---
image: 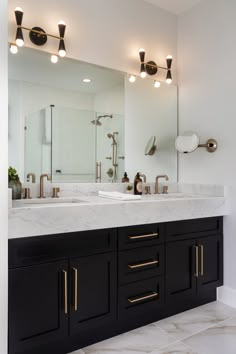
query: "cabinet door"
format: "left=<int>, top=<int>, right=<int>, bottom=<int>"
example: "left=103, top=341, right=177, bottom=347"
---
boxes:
left=197, top=234, right=223, bottom=294
left=166, top=239, right=197, bottom=304
left=69, top=253, right=117, bottom=335
left=9, top=261, right=68, bottom=354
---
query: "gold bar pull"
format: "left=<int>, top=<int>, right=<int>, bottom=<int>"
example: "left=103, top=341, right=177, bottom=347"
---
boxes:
left=193, top=246, right=199, bottom=277
left=128, top=260, right=159, bottom=269
left=128, top=232, right=159, bottom=240
left=199, top=245, right=204, bottom=276
left=73, top=267, right=78, bottom=311
left=62, top=270, right=68, bottom=314
left=128, top=291, right=158, bottom=304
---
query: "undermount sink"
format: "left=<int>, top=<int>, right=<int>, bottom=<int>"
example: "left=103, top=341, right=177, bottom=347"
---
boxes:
left=143, top=193, right=191, bottom=199
left=13, top=198, right=87, bottom=208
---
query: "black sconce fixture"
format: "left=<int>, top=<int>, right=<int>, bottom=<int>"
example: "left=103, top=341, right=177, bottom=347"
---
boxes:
left=138, top=48, right=173, bottom=86
left=10, top=7, right=67, bottom=63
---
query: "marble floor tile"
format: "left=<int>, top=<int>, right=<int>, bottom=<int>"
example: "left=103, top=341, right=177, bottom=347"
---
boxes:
left=76, top=323, right=176, bottom=354
left=183, top=316, right=236, bottom=354
left=154, top=341, right=198, bottom=354
left=155, top=301, right=236, bottom=341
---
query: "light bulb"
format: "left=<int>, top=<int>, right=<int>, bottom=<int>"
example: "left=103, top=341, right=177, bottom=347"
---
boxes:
left=15, top=38, right=24, bottom=47
left=83, top=78, right=91, bottom=83
left=129, top=75, right=136, bottom=83
left=140, top=71, right=147, bottom=78
left=166, top=78, right=172, bottom=85
left=166, top=55, right=173, bottom=59
left=58, top=20, right=66, bottom=26
left=10, top=44, right=18, bottom=54
left=14, top=6, right=23, bottom=12
left=139, top=48, right=145, bottom=53
left=59, top=49, right=66, bottom=57
left=51, top=55, right=58, bottom=64
left=154, top=80, right=161, bottom=88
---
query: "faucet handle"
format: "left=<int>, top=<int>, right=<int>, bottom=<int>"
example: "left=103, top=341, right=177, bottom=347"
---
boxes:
left=52, top=187, right=60, bottom=198
left=163, top=186, right=168, bottom=194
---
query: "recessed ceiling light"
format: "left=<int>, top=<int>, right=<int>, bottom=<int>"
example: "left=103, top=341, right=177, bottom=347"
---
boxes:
left=83, top=78, right=92, bottom=83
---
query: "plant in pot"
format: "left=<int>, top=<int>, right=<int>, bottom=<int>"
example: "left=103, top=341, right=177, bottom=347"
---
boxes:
left=126, top=184, right=133, bottom=194
left=8, top=166, right=22, bottom=200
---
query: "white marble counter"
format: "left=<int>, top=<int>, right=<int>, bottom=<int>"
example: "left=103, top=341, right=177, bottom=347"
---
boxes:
left=8, top=192, right=227, bottom=239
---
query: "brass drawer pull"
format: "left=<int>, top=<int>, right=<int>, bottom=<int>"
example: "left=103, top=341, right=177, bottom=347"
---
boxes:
left=128, top=291, right=158, bottom=304
left=128, top=232, right=159, bottom=240
left=128, top=260, right=159, bottom=269
left=199, top=245, right=204, bottom=276
left=62, top=270, right=68, bottom=314
left=72, top=267, right=78, bottom=311
left=193, top=246, right=199, bottom=277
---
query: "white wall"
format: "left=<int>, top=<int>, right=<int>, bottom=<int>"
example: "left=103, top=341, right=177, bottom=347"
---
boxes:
left=0, top=0, right=8, bottom=352
left=178, top=0, right=236, bottom=293
left=8, top=0, right=177, bottom=80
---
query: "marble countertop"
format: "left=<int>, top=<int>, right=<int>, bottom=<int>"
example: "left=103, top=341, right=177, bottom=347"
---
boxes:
left=8, top=192, right=227, bottom=239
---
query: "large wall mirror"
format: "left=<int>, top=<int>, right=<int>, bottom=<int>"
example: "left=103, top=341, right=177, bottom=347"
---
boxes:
left=8, top=47, right=177, bottom=184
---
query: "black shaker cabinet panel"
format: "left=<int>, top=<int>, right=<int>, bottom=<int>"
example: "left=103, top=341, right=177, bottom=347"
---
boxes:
left=69, top=253, right=117, bottom=335
left=8, top=261, right=69, bottom=354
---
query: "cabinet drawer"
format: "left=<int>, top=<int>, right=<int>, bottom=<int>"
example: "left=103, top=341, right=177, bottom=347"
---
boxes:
left=118, top=277, right=164, bottom=321
left=118, top=224, right=164, bottom=250
left=9, top=228, right=117, bottom=268
left=119, top=245, right=164, bottom=285
left=166, top=217, right=223, bottom=242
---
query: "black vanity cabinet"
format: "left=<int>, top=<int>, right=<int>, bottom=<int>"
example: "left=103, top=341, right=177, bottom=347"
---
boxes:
left=8, top=217, right=223, bottom=354
left=165, top=217, right=223, bottom=315
left=8, top=229, right=117, bottom=354
left=8, top=261, right=69, bottom=354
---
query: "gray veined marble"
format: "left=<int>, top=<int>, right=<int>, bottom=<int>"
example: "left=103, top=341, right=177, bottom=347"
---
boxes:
left=155, top=301, right=236, bottom=341
left=183, top=316, right=236, bottom=354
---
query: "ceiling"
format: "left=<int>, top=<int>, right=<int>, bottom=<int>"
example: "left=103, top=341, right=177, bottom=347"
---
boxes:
left=144, top=0, right=202, bottom=15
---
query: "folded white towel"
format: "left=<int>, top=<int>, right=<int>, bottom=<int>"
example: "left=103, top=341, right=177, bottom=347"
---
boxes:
left=98, top=191, right=141, bottom=201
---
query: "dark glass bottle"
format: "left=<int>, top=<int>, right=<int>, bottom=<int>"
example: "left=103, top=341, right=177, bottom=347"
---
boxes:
left=134, top=172, right=143, bottom=195
left=122, top=172, right=130, bottom=183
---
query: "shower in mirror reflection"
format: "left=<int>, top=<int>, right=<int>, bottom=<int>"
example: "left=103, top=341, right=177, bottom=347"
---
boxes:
left=107, top=132, right=119, bottom=182
left=91, top=114, right=113, bottom=126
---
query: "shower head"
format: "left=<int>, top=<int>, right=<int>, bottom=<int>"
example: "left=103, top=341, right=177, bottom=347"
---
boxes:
left=107, top=132, right=118, bottom=145
left=91, top=119, right=102, bottom=126
left=91, top=114, right=113, bottom=126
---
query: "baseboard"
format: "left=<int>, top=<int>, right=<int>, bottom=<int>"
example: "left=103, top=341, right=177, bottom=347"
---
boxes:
left=217, top=286, right=236, bottom=308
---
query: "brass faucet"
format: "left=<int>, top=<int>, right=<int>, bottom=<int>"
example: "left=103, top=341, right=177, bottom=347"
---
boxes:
left=39, top=174, right=51, bottom=198
left=27, top=172, right=36, bottom=183
left=155, top=175, right=169, bottom=194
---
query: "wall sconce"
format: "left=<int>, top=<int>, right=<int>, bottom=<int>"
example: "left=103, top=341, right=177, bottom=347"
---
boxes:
left=10, top=7, right=67, bottom=63
left=139, top=49, right=173, bottom=84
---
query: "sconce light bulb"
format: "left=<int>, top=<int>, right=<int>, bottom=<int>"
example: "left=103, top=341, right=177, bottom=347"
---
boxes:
left=15, top=38, right=24, bottom=47
left=59, top=49, right=66, bottom=57
left=154, top=80, right=161, bottom=88
left=140, top=71, right=147, bottom=79
left=139, top=48, right=145, bottom=53
left=51, top=54, right=59, bottom=64
left=58, top=20, right=66, bottom=26
left=166, top=78, right=172, bottom=85
left=166, top=55, right=173, bottom=59
left=14, top=7, right=23, bottom=12
left=129, top=75, right=136, bottom=83
left=10, top=44, right=18, bottom=54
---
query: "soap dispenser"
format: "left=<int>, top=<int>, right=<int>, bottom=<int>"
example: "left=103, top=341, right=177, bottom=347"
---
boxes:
left=122, top=172, right=130, bottom=183
left=134, top=172, right=143, bottom=195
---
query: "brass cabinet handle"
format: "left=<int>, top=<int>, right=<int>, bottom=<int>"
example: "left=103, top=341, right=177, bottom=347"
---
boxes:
left=128, top=233, right=159, bottom=240
left=193, top=246, right=199, bottom=277
left=128, top=291, right=158, bottom=304
left=72, top=267, right=78, bottom=311
left=62, top=270, right=68, bottom=314
left=199, top=245, right=204, bottom=276
left=128, top=260, right=159, bottom=269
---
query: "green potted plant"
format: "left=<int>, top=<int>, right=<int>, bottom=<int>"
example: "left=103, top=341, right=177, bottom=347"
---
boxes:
left=126, top=184, right=133, bottom=194
left=8, top=166, right=22, bottom=200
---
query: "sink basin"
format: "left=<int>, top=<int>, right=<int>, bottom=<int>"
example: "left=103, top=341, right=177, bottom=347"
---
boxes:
left=13, top=198, right=87, bottom=208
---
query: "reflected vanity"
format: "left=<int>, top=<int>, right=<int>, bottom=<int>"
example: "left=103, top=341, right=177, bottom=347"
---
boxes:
left=8, top=47, right=178, bottom=184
